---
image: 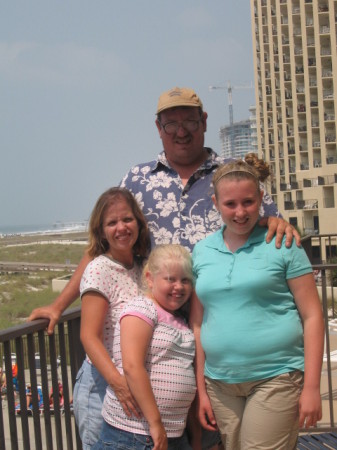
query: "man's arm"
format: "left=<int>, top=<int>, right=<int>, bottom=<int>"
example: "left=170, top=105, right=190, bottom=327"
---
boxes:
left=259, top=216, right=301, bottom=248
left=28, top=252, right=92, bottom=334
left=259, top=185, right=301, bottom=248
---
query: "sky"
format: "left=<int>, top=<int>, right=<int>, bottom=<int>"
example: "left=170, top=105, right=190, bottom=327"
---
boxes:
left=1, top=1, right=256, bottom=230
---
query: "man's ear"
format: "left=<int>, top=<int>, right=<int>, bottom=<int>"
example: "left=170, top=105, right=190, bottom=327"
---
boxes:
left=202, top=112, right=208, bottom=132
left=155, top=119, right=163, bottom=137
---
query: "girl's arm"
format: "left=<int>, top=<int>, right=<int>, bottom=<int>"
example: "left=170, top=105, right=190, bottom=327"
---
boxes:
left=288, top=273, right=324, bottom=428
left=189, top=292, right=218, bottom=432
left=120, top=315, right=168, bottom=450
left=80, top=292, right=140, bottom=418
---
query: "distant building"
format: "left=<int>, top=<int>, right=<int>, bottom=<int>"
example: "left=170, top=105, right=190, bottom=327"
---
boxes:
left=219, top=106, right=258, bottom=159
left=250, top=0, right=337, bottom=236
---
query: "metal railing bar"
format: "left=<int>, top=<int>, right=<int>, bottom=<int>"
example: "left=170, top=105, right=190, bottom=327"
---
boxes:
left=48, top=333, right=63, bottom=450
left=15, top=337, right=30, bottom=450
left=4, top=340, right=19, bottom=450
left=38, top=331, right=54, bottom=450
left=58, top=323, right=74, bottom=450
left=27, top=333, right=43, bottom=450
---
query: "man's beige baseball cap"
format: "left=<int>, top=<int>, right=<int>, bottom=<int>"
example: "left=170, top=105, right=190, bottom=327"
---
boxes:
left=156, top=87, right=203, bottom=114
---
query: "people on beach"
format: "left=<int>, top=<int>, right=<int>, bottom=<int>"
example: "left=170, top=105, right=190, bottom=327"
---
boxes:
left=190, top=158, right=324, bottom=449
left=15, top=383, right=44, bottom=414
left=49, top=381, right=64, bottom=410
left=93, top=244, right=196, bottom=450
left=29, top=86, right=301, bottom=449
left=0, top=367, right=6, bottom=394
left=73, top=187, right=150, bottom=449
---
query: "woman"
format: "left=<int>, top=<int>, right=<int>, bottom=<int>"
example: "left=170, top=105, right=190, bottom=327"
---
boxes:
left=73, top=187, right=150, bottom=449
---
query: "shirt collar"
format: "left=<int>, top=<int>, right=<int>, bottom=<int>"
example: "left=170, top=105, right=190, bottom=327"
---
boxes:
left=152, top=147, right=221, bottom=172
left=208, top=223, right=266, bottom=253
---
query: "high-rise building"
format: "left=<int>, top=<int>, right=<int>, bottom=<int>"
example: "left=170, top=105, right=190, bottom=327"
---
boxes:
left=250, top=0, right=337, bottom=235
left=219, top=109, right=258, bottom=159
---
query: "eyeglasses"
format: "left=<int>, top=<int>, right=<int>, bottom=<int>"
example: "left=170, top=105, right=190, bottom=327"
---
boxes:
left=159, top=119, right=202, bottom=135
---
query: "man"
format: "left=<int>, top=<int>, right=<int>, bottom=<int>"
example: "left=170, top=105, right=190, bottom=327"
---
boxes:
left=29, top=86, right=299, bottom=449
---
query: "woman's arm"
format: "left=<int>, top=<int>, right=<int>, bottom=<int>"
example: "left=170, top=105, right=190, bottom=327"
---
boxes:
left=28, top=252, right=93, bottom=334
left=120, top=315, right=167, bottom=450
left=288, top=273, right=324, bottom=428
left=80, top=292, right=139, bottom=418
left=189, top=292, right=218, bottom=432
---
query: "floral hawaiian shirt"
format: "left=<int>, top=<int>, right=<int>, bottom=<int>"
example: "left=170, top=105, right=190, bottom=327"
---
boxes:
left=120, top=148, right=280, bottom=252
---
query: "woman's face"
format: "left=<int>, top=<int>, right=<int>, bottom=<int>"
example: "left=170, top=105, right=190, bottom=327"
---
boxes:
left=102, top=198, right=139, bottom=262
left=212, top=177, right=263, bottom=240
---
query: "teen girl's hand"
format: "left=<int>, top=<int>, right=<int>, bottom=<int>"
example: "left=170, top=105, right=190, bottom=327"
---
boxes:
left=112, top=374, right=141, bottom=419
left=197, top=391, right=218, bottom=432
left=298, top=386, right=322, bottom=428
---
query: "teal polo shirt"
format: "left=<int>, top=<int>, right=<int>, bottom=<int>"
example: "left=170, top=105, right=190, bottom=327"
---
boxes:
left=192, top=225, right=313, bottom=383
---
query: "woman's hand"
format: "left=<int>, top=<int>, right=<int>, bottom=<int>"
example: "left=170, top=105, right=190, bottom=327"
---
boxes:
left=112, top=374, right=141, bottom=418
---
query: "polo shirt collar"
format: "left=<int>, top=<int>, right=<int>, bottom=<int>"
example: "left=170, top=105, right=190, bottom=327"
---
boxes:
left=207, top=224, right=266, bottom=253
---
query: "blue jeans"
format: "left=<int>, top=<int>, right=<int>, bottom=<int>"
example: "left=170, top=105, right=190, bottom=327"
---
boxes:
left=93, top=421, right=192, bottom=450
left=73, top=360, right=107, bottom=450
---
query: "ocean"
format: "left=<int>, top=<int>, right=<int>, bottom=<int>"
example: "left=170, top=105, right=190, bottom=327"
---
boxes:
left=0, top=221, right=88, bottom=237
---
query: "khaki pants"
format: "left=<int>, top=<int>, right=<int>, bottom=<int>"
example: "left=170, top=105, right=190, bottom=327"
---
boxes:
left=206, top=371, right=304, bottom=450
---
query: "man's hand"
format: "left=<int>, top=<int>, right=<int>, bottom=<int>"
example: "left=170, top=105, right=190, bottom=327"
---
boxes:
left=258, top=217, right=301, bottom=248
left=28, top=304, right=63, bottom=335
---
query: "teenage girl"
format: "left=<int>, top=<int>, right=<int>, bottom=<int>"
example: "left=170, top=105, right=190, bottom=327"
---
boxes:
left=190, top=158, right=324, bottom=450
left=73, top=187, right=150, bottom=449
left=93, top=244, right=197, bottom=450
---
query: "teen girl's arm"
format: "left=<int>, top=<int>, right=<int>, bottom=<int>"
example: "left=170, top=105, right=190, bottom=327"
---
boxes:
left=28, top=252, right=93, bottom=334
left=288, top=273, right=324, bottom=428
left=189, top=291, right=218, bottom=433
left=80, top=292, right=140, bottom=418
left=120, top=315, right=168, bottom=450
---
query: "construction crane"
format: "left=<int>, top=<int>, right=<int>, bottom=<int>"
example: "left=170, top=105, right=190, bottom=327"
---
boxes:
left=209, top=81, right=253, bottom=157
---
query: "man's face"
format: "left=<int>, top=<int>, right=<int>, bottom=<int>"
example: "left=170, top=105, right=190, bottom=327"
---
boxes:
left=156, top=107, right=208, bottom=167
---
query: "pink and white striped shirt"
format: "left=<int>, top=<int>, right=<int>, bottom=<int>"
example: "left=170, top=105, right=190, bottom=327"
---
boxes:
left=102, top=296, right=196, bottom=438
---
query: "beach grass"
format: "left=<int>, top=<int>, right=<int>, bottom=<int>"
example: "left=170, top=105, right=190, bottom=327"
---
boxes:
left=0, top=234, right=86, bottom=329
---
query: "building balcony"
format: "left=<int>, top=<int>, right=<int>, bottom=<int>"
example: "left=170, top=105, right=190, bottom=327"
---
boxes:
left=296, top=198, right=319, bottom=210
left=284, top=200, right=295, bottom=210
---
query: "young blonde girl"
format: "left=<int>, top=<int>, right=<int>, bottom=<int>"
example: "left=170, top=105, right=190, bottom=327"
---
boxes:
left=93, top=244, right=197, bottom=450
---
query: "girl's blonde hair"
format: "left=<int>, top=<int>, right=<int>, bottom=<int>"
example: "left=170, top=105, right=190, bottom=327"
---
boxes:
left=142, top=244, right=194, bottom=292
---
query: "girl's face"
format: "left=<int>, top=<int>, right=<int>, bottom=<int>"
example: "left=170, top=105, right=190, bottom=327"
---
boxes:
left=102, top=198, right=139, bottom=262
left=146, top=262, right=193, bottom=313
left=212, top=178, right=263, bottom=240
